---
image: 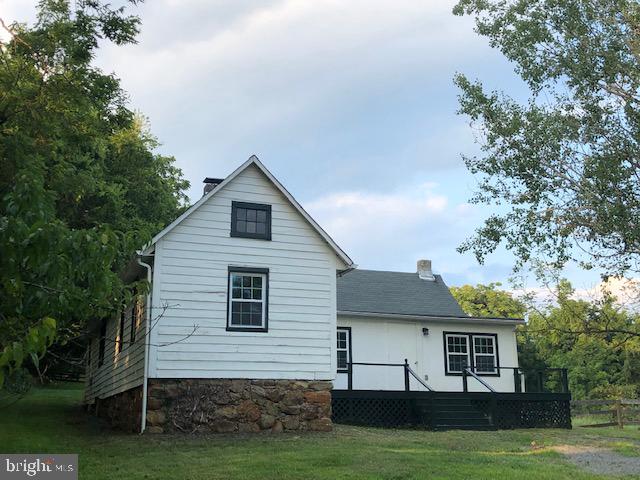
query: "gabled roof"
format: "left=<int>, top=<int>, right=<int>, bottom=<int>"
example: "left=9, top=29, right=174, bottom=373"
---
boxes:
left=141, top=156, right=354, bottom=267
left=337, top=269, right=524, bottom=325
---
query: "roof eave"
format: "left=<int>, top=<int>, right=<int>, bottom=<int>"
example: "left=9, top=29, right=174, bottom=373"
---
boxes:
left=337, top=310, right=525, bottom=325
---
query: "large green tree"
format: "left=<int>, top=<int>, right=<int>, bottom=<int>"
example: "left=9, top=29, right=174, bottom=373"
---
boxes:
left=523, top=280, right=640, bottom=398
left=453, top=0, right=640, bottom=278
left=0, top=0, right=189, bottom=387
left=450, top=282, right=526, bottom=318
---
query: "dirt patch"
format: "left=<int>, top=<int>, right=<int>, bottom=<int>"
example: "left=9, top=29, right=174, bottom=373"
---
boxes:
left=553, top=445, right=640, bottom=476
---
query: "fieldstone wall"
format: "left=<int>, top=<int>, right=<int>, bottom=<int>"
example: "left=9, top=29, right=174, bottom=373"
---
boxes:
left=146, top=379, right=333, bottom=434
left=92, top=385, right=143, bottom=433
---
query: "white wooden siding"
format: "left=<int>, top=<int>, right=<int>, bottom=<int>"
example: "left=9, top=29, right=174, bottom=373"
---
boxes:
left=149, top=164, right=342, bottom=380
left=335, top=316, right=519, bottom=392
left=84, top=303, right=146, bottom=403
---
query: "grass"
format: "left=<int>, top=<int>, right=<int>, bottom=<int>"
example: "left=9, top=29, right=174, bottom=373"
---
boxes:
left=1, top=384, right=639, bottom=479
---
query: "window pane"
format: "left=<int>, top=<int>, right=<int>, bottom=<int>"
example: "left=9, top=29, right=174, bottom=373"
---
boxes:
left=237, top=208, right=246, bottom=220
left=246, top=222, right=256, bottom=233
left=253, top=277, right=262, bottom=288
left=256, top=222, right=266, bottom=234
left=253, top=288, right=262, bottom=300
left=232, top=275, right=242, bottom=287
left=448, top=354, right=467, bottom=372
left=232, top=287, right=241, bottom=299
left=337, top=351, right=347, bottom=370
left=257, top=210, right=267, bottom=222
left=242, top=276, right=251, bottom=287
left=447, top=336, right=467, bottom=353
left=476, top=356, right=495, bottom=373
left=247, top=209, right=257, bottom=221
left=242, top=288, right=251, bottom=299
left=236, top=220, right=246, bottom=232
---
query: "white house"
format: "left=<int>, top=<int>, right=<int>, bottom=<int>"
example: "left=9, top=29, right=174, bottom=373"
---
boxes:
left=84, top=155, right=524, bottom=434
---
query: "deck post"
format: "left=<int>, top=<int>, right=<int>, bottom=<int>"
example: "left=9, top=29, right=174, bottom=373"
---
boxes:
left=561, top=369, right=569, bottom=393
left=537, top=370, right=544, bottom=393
left=404, top=359, right=410, bottom=392
left=462, top=369, right=468, bottom=393
left=513, top=368, right=522, bottom=393
left=347, top=362, right=353, bottom=391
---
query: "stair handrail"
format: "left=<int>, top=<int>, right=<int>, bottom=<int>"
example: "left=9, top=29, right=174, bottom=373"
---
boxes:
left=405, top=363, right=435, bottom=391
left=462, top=367, right=496, bottom=393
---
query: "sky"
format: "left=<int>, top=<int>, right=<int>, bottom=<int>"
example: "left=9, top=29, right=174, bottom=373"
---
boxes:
left=0, top=0, right=606, bottom=292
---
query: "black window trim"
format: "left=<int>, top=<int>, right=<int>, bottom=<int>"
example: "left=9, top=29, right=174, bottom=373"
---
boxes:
left=443, top=331, right=500, bottom=377
left=226, top=266, right=269, bottom=333
left=230, top=201, right=272, bottom=240
left=336, top=326, right=352, bottom=373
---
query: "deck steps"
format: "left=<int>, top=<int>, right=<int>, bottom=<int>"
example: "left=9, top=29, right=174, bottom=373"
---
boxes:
left=415, top=397, right=495, bottom=430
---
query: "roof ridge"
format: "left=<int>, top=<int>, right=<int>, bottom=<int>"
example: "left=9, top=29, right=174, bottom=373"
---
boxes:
left=350, top=268, right=443, bottom=277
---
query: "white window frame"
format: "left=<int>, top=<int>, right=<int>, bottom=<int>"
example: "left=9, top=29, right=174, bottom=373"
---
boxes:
left=337, top=327, right=351, bottom=373
left=473, top=335, right=497, bottom=374
left=227, top=269, right=268, bottom=332
left=445, top=333, right=470, bottom=374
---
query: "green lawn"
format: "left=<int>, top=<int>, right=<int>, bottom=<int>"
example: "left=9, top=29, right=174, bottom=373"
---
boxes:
left=1, top=384, right=639, bottom=479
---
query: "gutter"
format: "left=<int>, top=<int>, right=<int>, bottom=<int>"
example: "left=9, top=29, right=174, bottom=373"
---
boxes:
left=137, top=254, right=153, bottom=434
left=336, top=310, right=525, bottom=326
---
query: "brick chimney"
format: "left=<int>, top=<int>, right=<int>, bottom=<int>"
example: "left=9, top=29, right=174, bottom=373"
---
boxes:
left=203, top=177, right=224, bottom=196
left=417, top=259, right=435, bottom=281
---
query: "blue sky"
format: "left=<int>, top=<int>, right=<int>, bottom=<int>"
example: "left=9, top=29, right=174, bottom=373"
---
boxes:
left=2, top=0, right=603, bottom=291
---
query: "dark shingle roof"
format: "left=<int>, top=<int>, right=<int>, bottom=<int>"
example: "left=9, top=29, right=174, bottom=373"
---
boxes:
left=337, top=269, right=467, bottom=318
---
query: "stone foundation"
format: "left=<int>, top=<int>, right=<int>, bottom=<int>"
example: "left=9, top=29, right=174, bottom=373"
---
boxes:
left=91, top=386, right=143, bottom=433
left=146, top=379, right=333, bottom=434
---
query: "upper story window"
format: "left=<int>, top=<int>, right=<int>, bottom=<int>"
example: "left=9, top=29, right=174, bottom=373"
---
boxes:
left=227, top=267, right=269, bottom=332
left=444, top=332, right=499, bottom=376
left=231, top=201, right=272, bottom=240
left=337, top=327, right=351, bottom=372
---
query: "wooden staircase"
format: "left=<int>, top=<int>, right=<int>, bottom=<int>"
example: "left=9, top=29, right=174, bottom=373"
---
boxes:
left=416, top=396, right=496, bottom=430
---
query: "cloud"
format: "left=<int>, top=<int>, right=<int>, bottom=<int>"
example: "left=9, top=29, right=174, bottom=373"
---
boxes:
left=306, top=182, right=486, bottom=275
left=3, top=0, right=579, bottom=288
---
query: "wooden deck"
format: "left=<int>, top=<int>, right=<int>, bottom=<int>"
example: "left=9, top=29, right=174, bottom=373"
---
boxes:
left=332, top=390, right=572, bottom=430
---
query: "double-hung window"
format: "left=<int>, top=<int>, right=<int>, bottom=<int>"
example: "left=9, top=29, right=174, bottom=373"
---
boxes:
left=337, top=327, right=351, bottom=372
left=227, top=268, right=268, bottom=332
left=473, top=335, right=497, bottom=374
left=445, top=334, right=470, bottom=374
left=444, top=332, right=499, bottom=376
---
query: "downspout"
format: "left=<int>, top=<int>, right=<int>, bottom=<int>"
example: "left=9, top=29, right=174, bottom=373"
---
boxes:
left=137, top=254, right=153, bottom=434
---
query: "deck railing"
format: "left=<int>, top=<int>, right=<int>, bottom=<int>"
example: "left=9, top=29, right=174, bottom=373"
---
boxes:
left=344, top=360, right=569, bottom=394
left=345, top=359, right=434, bottom=391
left=461, top=366, right=569, bottom=394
